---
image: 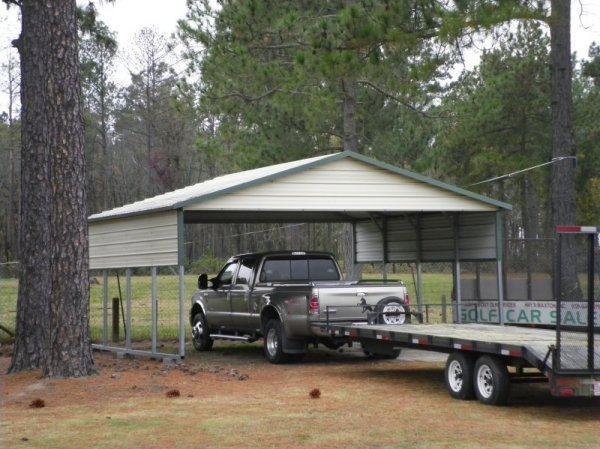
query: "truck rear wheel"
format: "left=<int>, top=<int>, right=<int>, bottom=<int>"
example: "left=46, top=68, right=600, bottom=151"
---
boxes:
left=191, top=313, right=213, bottom=351
left=445, top=352, right=475, bottom=400
left=264, top=319, right=288, bottom=364
left=474, top=355, right=510, bottom=406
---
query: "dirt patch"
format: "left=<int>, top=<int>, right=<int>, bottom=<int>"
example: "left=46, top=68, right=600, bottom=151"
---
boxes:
left=1, top=342, right=599, bottom=449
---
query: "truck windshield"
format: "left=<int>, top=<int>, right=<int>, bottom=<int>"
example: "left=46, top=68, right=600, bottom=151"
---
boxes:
left=260, top=257, right=340, bottom=282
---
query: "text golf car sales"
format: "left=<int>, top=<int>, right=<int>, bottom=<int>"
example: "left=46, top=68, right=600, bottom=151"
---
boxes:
left=461, top=301, right=600, bottom=326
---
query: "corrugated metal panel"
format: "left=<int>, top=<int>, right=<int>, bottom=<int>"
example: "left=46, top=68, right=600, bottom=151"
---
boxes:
left=355, top=212, right=497, bottom=263
left=89, top=211, right=179, bottom=269
left=188, top=159, right=498, bottom=212
left=421, top=214, right=455, bottom=261
left=458, top=213, right=497, bottom=260
left=355, top=221, right=384, bottom=263
left=387, top=218, right=418, bottom=261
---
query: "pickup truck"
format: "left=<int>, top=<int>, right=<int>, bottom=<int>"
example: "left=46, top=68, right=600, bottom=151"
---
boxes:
left=189, top=251, right=410, bottom=363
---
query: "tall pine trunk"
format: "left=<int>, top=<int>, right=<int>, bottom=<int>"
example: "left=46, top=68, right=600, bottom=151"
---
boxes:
left=10, top=0, right=53, bottom=372
left=549, top=0, right=580, bottom=299
left=10, top=0, right=93, bottom=377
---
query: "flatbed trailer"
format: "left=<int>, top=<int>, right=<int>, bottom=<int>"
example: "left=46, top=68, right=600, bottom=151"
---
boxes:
left=321, top=322, right=600, bottom=405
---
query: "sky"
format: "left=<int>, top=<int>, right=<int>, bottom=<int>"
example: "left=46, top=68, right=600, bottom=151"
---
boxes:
left=0, top=0, right=599, bottom=114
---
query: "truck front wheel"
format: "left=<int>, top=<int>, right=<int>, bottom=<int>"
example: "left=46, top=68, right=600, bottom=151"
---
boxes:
left=264, top=319, right=288, bottom=364
left=191, top=313, right=213, bottom=351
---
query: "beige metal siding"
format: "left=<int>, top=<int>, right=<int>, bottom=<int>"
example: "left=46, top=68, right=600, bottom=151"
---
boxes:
left=356, top=212, right=497, bottom=263
left=186, top=159, right=498, bottom=212
left=89, top=211, right=179, bottom=269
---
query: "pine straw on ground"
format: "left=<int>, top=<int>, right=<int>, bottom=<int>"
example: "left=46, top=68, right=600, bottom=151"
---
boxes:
left=1, top=342, right=599, bottom=449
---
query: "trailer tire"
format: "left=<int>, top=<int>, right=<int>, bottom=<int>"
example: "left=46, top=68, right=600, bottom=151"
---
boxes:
left=445, top=352, right=475, bottom=400
left=474, top=355, right=510, bottom=406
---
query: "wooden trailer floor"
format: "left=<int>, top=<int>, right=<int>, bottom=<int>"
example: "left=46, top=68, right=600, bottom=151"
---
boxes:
left=330, top=323, right=600, bottom=372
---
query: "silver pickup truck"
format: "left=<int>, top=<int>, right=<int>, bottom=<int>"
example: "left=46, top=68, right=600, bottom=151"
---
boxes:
left=189, top=251, right=410, bottom=363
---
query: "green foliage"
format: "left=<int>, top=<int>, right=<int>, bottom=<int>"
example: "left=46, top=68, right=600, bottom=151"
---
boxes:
left=574, top=48, right=600, bottom=225
left=188, top=254, right=227, bottom=275
left=177, top=0, right=466, bottom=169
left=436, top=21, right=552, bottom=234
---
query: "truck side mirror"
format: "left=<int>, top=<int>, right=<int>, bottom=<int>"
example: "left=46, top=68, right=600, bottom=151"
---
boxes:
left=198, top=273, right=208, bottom=290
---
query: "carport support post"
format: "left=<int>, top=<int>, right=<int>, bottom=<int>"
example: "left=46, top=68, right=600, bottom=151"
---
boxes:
left=415, top=215, right=424, bottom=316
left=126, top=268, right=132, bottom=349
left=496, top=212, right=505, bottom=325
left=102, top=270, right=108, bottom=345
left=178, top=265, right=186, bottom=357
left=454, top=214, right=462, bottom=324
left=151, top=267, right=158, bottom=354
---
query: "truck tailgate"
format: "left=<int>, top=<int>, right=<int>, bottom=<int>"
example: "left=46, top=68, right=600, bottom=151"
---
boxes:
left=314, top=283, right=406, bottom=322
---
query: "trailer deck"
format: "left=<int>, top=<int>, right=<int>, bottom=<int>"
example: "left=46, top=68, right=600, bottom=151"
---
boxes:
left=326, top=322, right=599, bottom=372
left=322, top=322, right=600, bottom=404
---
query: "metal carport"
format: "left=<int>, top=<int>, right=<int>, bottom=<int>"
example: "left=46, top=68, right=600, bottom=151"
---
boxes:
left=88, top=151, right=511, bottom=359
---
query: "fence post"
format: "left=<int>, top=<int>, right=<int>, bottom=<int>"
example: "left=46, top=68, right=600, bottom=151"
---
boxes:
left=441, top=294, right=447, bottom=323
left=112, top=297, right=120, bottom=342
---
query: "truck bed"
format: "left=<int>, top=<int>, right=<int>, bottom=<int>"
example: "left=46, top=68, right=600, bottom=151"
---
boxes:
left=325, top=322, right=600, bottom=373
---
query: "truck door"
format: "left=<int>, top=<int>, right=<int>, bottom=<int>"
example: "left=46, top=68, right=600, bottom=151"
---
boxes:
left=204, top=261, right=237, bottom=329
left=230, top=257, right=257, bottom=330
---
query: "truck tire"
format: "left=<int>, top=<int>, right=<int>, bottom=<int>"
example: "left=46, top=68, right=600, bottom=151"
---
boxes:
left=445, top=352, right=475, bottom=400
left=376, top=298, right=410, bottom=325
left=264, top=319, right=288, bottom=364
left=474, top=355, right=510, bottom=406
left=191, top=312, right=213, bottom=351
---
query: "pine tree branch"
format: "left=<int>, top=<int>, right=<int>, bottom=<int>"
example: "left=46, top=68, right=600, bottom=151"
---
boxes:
left=356, top=79, right=443, bottom=119
left=206, top=88, right=281, bottom=103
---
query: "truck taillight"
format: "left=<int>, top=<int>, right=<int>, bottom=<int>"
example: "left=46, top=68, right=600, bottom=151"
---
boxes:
left=309, top=294, right=320, bottom=315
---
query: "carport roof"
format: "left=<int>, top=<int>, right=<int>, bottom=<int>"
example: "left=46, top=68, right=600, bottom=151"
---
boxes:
left=88, top=151, right=511, bottom=223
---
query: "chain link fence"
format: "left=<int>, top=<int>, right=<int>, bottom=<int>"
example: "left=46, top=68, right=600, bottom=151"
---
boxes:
left=555, top=232, right=599, bottom=372
left=89, top=268, right=195, bottom=355
left=0, top=262, right=18, bottom=341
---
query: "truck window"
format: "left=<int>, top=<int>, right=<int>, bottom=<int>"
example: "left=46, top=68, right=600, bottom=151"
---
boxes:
left=235, top=258, right=256, bottom=285
left=259, top=256, right=340, bottom=282
left=308, top=258, right=340, bottom=281
left=290, top=259, right=308, bottom=280
left=260, top=259, right=290, bottom=282
left=218, top=262, right=238, bottom=286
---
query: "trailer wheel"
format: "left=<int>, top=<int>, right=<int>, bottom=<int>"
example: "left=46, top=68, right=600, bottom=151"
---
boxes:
left=445, top=352, right=475, bottom=400
left=264, top=319, right=288, bottom=364
left=474, top=355, right=510, bottom=406
left=191, top=313, right=213, bottom=351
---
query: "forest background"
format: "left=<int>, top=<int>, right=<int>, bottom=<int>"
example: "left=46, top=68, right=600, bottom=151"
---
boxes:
left=0, top=0, right=599, bottom=271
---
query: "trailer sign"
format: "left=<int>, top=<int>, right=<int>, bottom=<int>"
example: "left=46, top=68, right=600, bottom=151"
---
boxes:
left=461, top=301, right=600, bottom=326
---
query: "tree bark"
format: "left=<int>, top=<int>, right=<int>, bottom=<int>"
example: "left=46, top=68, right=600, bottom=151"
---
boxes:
left=10, top=0, right=94, bottom=376
left=549, top=0, right=580, bottom=299
left=341, top=78, right=358, bottom=152
left=10, top=0, right=52, bottom=373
